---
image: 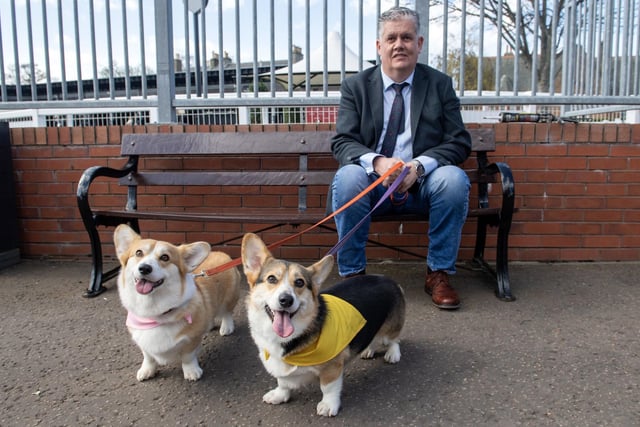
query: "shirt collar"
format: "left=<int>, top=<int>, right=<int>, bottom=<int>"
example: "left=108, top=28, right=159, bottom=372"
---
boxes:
left=381, top=70, right=415, bottom=91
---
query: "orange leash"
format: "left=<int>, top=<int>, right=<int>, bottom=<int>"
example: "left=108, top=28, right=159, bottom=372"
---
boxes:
left=197, top=161, right=405, bottom=277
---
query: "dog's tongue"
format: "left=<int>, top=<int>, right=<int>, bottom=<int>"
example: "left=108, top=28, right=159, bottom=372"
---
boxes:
left=135, top=279, right=155, bottom=295
left=273, top=311, right=294, bottom=338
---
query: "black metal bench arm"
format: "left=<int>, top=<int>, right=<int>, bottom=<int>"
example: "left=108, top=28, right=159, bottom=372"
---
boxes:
left=472, top=160, right=516, bottom=301
left=76, top=157, right=138, bottom=297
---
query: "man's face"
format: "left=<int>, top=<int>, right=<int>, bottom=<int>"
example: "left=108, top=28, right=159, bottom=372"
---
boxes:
left=376, top=17, right=424, bottom=79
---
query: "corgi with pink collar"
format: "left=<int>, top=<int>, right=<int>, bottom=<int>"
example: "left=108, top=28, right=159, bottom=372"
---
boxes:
left=114, top=224, right=241, bottom=381
left=241, top=233, right=405, bottom=417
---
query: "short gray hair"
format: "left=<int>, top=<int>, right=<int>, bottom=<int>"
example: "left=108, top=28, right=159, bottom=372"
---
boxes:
left=378, top=6, right=420, bottom=39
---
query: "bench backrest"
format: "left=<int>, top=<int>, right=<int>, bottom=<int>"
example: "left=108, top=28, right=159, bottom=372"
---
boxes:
left=118, top=128, right=495, bottom=210
left=120, top=129, right=494, bottom=157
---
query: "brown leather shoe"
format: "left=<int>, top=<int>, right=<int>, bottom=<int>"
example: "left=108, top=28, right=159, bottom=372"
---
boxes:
left=425, top=270, right=460, bottom=310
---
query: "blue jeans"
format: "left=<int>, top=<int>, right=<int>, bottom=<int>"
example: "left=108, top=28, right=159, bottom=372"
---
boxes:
left=331, top=164, right=470, bottom=277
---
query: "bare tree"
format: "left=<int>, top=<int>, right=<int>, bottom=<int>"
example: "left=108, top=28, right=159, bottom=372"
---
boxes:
left=444, top=0, right=584, bottom=92
left=7, top=64, right=46, bottom=85
left=99, top=63, right=155, bottom=78
left=435, top=40, right=496, bottom=91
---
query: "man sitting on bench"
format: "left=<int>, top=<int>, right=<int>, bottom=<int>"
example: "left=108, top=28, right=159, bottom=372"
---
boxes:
left=329, top=6, right=471, bottom=310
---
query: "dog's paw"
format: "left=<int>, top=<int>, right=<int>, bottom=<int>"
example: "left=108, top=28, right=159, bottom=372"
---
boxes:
left=182, top=364, right=203, bottom=381
left=384, top=342, right=401, bottom=364
left=136, top=365, right=157, bottom=381
left=317, top=400, right=340, bottom=417
left=263, top=387, right=290, bottom=405
left=359, top=347, right=375, bottom=360
left=218, top=316, right=235, bottom=336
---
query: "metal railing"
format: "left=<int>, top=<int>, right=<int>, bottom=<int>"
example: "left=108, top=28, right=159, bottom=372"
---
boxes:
left=1, top=0, right=639, bottom=126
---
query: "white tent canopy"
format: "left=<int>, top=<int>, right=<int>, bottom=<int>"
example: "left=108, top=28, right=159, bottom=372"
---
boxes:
left=264, top=31, right=374, bottom=90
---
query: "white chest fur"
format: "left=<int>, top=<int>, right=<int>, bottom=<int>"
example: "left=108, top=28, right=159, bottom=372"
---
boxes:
left=129, top=322, right=190, bottom=365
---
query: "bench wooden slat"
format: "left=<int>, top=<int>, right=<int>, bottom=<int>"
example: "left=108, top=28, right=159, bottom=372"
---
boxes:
left=95, top=209, right=329, bottom=224
left=121, top=131, right=335, bottom=155
left=94, top=206, right=501, bottom=224
left=121, top=168, right=496, bottom=186
left=467, top=128, right=495, bottom=151
left=120, top=171, right=338, bottom=186
left=121, top=128, right=495, bottom=156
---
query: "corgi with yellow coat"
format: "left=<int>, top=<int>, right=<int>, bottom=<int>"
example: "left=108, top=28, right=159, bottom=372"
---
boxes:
left=241, top=233, right=405, bottom=417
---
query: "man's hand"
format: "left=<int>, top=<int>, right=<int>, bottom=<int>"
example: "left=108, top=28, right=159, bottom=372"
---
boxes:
left=373, top=156, right=419, bottom=193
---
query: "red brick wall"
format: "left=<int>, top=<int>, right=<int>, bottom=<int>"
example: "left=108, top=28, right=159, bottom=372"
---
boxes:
left=8, top=122, right=640, bottom=263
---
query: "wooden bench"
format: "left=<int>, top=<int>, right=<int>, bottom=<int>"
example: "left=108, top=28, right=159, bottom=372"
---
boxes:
left=77, top=129, right=516, bottom=301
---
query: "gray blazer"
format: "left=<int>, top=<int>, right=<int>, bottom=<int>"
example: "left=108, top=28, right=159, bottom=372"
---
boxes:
left=331, top=63, right=472, bottom=167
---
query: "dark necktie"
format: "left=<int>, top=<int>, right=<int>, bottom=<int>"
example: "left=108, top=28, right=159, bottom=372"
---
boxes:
left=380, top=82, right=408, bottom=158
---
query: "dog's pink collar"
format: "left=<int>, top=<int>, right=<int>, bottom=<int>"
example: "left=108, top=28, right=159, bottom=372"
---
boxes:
left=126, top=311, right=193, bottom=330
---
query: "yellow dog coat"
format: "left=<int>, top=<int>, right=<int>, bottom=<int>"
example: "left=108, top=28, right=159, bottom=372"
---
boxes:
left=265, top=294, right=366, bottom=366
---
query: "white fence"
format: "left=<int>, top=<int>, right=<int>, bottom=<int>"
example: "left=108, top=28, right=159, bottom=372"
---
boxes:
left=1, top=0, right=640, bottom=126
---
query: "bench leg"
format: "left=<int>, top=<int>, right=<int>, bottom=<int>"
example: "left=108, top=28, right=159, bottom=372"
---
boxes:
left=82, top=219, right=137, bottom=298
left=471, top=161, right=517, bottom=301
left=494, top=222, right=515, bottom=301
left=82, top=224, right=108, bottom=298
left=472, top=217, right=516, bottom=302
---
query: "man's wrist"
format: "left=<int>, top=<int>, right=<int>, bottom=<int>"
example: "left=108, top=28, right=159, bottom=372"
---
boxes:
left=412, top=159, right=425, bottom=179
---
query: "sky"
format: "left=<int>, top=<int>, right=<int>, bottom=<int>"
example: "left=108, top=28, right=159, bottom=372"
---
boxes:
left=0, top=0, right=490, bottom=83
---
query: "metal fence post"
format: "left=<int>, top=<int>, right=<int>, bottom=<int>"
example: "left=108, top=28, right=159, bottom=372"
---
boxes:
left=415, top=2, right=429, bottom=66
left=155, top=0, right=176, bottom=123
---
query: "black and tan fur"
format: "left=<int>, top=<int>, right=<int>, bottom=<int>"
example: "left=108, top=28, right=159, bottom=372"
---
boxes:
left=241, top=233, right=405, bottom=417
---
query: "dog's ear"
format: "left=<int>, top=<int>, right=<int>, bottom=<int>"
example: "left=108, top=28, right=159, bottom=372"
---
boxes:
left=179, top=242, right=211, bottom=272
left=309, top=255, right=334, bottom=289
left=113, top=224, right=140, bottom=264
left=241, top=233, right=272, bottom=286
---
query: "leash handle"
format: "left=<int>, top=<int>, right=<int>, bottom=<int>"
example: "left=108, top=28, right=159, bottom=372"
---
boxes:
left=201, top=161, right=406, bottom=277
